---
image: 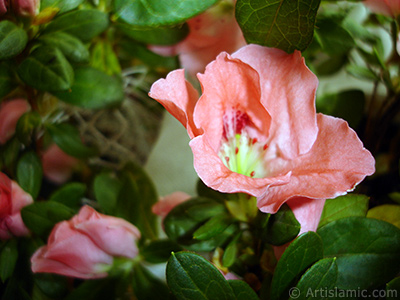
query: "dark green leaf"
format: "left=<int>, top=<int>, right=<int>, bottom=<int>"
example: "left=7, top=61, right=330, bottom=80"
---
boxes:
left=41, top=0, right=84, bottom=14
left=132, top=263, right=172, bottom=300
left=0, top=239, right=18, bottom=282
left=166, top=252, right=235, bottom=300
left=0, top=62, right=17, bottom=98
left=0, top=137, right=21, bottom=171
left=222, top=233, right=240, bottom=268
left=0, top=21, right=28, bottom=60
left=270, top=232, right=323, bottom=300
left=46, top=122, right=98, bottom=159
left=118, top=22, right=189, bottom=45
left=141, top=239, right=182, bottom=264
left=114, top=0, right=219, bottom=26
left=38, top=31, right=90, bottom=63
left=43, top=9, right=109, bottom=41
left=64, top=278, right=117, bottom=300
left=317, top=217, right=400, bottom=290
left=291, top=258, right=338, bottom=300
left=15, top=111, right=41, bottom=145
left=53, top=67, right=124, bottom=109
left=228, top=280, right=259, bottom=300
left=34, top=274, right=69, bottom=299
left=21, top=201, right=75, bottom=237
left=115, top=163, right=158, bottom=240
left=236, top=0, right=321, bottom=53
left=386, top=277, right=400, bottom=300
left=193, top=214, right=233, bottom=240
left=367, top=204, right=400, bottom=228
left=196, top=179, right=227, bottom=203
left=314, top=55, right=348, bottom=76
left=263, top=204, right=300, bottom=246
left=49, top=182, right=86, bottom=210
left=318, top=194, right=369, bottom=228
left=17, top=46, right=74, bottom=92
left=16, top=151, right=42, bottom=199
left=93, top=172, right=122, bottom=214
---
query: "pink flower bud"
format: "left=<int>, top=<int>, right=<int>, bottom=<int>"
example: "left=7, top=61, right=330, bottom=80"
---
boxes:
left=0, top=99, right=30, bottom=144
left=31, top=205, right=141, bottom=279
left=0, top=0, right=8, bottom=15
left=12, top=0, right=39, bottom=17
left=363, top=0, right=400, bottom=17
left=0, top=172, right=33, bottom=240
left=152, top=191, right=191, bottom=219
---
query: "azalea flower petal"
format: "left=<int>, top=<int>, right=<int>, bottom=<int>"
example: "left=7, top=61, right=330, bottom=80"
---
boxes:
left=232, top=44, right=319, bottom=159
left=258, top=114, right=375, bottom=213
left=149, top=69, right=201, bottom=138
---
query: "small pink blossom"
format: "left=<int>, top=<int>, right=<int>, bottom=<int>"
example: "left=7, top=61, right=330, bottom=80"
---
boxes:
left=150, top=0, right=246, bottom=77
left=12, top=0, right=40, bottom=17
left=31, top=205, right=141, bottom=279
left=41, top=144, right=79, bottom=184
left=149, top=44, right=375, bottom=214
left=0, top=99, right=30, bottom=144
left=0, top=172, right=33, bottom=240
left=363, top=0, right=400, bottom=17
left=152, top=191, right=191, bottom=219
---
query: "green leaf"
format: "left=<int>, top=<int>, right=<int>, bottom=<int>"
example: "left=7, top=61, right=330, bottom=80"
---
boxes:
left=21, top=201, right=75, bottom=237
left=115, top=163, right=159, bottom=240
left=0, top=21, right=28, bottom=60
left=291, top=258, right=338, bottom=300
left=15, top=111, right=42, bottom=145
left=318, top=194, right=369, bottom=228
left=0, top=137, right=21, bottom=171
left=41, top=0, right=84, bottom=14
left=114, top=0, right=219, bottom=26
left=38, top=31, right=90, bottom=63
left=193, top=214, right=233, bottom=240
left=386, top=277, right=400, bottom=300
left=0, top=239, right=18, bottom=282
left=90, top=41, right=121, bottom=76
left=367, top=204, right=400, bottom=228
left=17, top=46, right=74, bottom=92
left=263, top=203, right=300, bottom=246
left=132, top=263, right=172, bottom=300
left=34, top=274, right=69, bottom=299
left=166, top=252, right=235, bottom=300
left=93, top=172, right=122, bottom=214
left=43, top=9, right=109, bottom=41
left=141, top=239, right=182, bottom=264
left=117, top=22, right=189, bottom=45
left=16, top=151, right=42, bottom=199
left=64, top=278, right=117, bottom=300
left=228, top=280, right=259, bottom=300
left=236, top=0, right=321, bottom=53
left=0, top=62, right=17, bottom=98
left=346, top=64, right=378, bottom=81
left=222, top=233, right=240, bottom=268
left=270, top=232, right=323, bottom=300
left=49, top=182, right=86, bottom=210
left=46, top=122, right=98, bottom=159
left=53, top=67, right=124, bottom=109
left=317, top=216, right=400, bottom=290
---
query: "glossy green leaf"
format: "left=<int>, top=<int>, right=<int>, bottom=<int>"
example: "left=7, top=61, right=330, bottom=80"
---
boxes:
left=93, top=172, right=122, bottom=214
left=317, top=217, right=400, bottom=290
left=141, top=239, right=182, bottom=264
left=115, top=163, right=158, bottom=240
left=0, top=21, right=28, bottom=60
left=49, top=182, right=86, bottom=210
left=166, top=252, right=235, bottom=300
left=15, top=111, right=42, bottom=145
left=263, top=204, right=300, bottom=246
left=0, top=239, right=18, bottom=283
left=318, top=194, right=369, bottom=228
left=38, top=31, right=90, bottom=63
left=43, top=9, right=109, bottom=41
left=236, top=0, right=321, bottom=53
left=193, top=214, right=233, bottom=240
left=17, top=46, right=74, bottom=92
left=270, top=232, right=323, bottom=300
left=46, top=122, right=98, bottom=159
left=41, top=0, right=84, bottom=14
left=132, top=264, right=172, bottom=300
left=386, top=277, right=400, bottom=300
left=16, top=151, right=42, bottom=199
left=0, top=62, right=17, bottom=98
left=367, top=204, right=400, bottom=228
left=21, top=202, right=75, bottom=237
left=114, top=0, right=219, bottom=26
left=118, top=22, right=189, bottom=45
left=228, top=280, right=259, bottom=300
left=53, top=67, right=124, bottom=109
left=291, top=258, right=338, bottom=300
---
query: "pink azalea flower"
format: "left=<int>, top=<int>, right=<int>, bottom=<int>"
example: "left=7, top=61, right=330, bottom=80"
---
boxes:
left=150, top=0, right=246, bottom=77
left=152, top=191, right=191, bottom=219
left=363, top=0, right=400, bottom=17
left=0, top=0, right=8, bottom=15
left=12, top=0, right=40, bottom=17
left=0, top=172, right=33, bottom=240
left=149, top=44, right=375, bottom=214
left=0, top=98, right=31, bottom=144
left=31, top=205, right=141, bottom=279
